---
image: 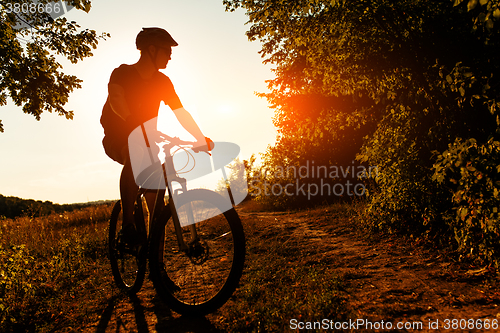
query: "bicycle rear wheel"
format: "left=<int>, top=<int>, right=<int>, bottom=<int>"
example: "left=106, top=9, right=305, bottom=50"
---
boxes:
left=149, top=189, right=245, bottom=315
left=108, top=199, right=148, bottom=294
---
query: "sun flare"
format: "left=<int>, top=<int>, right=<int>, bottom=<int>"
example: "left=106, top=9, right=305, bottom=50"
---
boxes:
left=217, top=104, right=234, bottom=115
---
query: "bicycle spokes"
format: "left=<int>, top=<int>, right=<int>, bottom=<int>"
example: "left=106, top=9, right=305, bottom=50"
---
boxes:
left=187, top=239, right=209, bottom=264
left=149, top=190, right=245, bottom=315
left=109, top=200, right=148, bottom=294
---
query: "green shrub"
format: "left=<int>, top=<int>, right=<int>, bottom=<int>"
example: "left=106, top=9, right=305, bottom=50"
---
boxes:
left=433, top=137, right=500, bottom=266
left=0, top=204, right=111, bottom=332
left=0, top=245, right=35, bottom=327
left=356, top=104, right=451, bottom=235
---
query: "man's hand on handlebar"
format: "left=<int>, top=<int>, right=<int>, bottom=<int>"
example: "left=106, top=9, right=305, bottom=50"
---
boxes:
left=152, top=130, right=170, bottom=143
left=192, top=137, right=214, bottom=154
left=205, top=137, right=214, bottom=151
left=156, top=132, right=213, bottom=154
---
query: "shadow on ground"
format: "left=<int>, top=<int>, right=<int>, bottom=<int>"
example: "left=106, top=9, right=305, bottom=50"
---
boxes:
left=92, top=286, right=220, bottom=333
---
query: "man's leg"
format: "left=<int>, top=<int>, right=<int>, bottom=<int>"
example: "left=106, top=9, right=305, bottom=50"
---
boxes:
left=120, top=150, right=138, bottom=230
left=144, top=190, right=166, bottom=262
left=144, top=190, right=165, bottom=225
left=145, top=189, right=179, bottom=290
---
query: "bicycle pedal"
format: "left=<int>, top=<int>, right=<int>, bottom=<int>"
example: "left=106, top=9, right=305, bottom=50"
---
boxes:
left=119, top=224, right=145, bottom=248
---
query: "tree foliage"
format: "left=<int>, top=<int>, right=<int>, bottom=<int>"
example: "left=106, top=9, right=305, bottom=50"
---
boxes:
left=226, top=0, right=500, bottom=263
left=433, top=138, right=500, bottom=264
left=0, top=193, right=102, bottom=218
left=0, top=0, right=108, bottom=132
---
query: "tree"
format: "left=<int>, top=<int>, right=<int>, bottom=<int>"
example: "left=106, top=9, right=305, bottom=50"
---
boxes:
left=225, top=0, right=500, bottom=261
left=0, top=0, right=109, bottom=132
left=224, top=0, right=383, bottom=206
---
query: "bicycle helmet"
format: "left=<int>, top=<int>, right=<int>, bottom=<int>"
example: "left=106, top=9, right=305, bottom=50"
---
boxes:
left=136, top=27, right=178, bottom=50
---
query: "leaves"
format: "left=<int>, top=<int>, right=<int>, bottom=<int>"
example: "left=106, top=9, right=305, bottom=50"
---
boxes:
left=228, top=0, right=500, bottom=264
left=432, top=137, right=500, bottom=264
left=468, top=0, right=479, bottom=11
left=0, top=1, right=109, bottom=132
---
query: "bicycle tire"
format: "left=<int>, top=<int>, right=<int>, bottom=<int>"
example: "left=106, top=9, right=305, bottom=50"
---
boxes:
left=108, top=199, right=148, bottom=294
left=149, top=189, right=245, bottom=315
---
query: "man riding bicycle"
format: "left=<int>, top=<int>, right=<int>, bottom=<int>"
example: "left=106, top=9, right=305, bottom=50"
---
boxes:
left=100, top=27, right=210, bottom=245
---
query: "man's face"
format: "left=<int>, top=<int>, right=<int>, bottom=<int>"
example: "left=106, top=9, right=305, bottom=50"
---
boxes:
left=154, top=46, right=172, bottom=69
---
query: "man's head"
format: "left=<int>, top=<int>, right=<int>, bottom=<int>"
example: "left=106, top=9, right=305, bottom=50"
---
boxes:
left=136, top=27, right=178, bottom=70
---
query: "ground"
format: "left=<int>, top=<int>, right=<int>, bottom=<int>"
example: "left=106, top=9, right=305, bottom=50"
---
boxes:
left=81, top=203, right=500, bottom=332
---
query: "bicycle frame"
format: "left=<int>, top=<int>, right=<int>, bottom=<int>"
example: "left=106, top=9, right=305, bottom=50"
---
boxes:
left=160, top=141, right=199, bottom=253
left=137, top=122, right=202, bottom=253
left=114, top=122, right=246, bottom=310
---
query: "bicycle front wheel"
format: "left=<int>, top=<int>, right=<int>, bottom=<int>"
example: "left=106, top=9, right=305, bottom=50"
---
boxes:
left=108, top=200, right=148, bottom=294
left=149, top=189, right=245, bottom=315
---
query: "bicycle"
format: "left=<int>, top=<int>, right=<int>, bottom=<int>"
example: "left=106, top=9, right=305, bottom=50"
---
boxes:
left=108, top=131, right=246, bottom=316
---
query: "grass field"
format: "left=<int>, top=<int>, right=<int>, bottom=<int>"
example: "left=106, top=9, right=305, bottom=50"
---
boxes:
left=0, top=200, right=351, bottom=332
left=0, top=204, right=113, bottom=332
left=3, top=199, right=499, bottom=332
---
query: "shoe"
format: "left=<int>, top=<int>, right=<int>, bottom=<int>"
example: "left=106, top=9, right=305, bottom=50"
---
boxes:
left=150, top=264, right=181, bottom=292
left=120, top=223, right=141, bottom=248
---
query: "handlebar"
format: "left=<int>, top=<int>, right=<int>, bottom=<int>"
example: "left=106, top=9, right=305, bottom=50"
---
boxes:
left=160, top=133, right=213, bottom=155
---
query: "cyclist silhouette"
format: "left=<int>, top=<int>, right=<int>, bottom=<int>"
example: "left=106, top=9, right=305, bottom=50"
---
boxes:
left=101, top=27, right=211, bottom=245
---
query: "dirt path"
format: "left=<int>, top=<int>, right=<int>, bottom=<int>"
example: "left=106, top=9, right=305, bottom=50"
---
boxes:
left=83, top=205, right=500, bottom=332
left=293, top=209, right=500, bottom=332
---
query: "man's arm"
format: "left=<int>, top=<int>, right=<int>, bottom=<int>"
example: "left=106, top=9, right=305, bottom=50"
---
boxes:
left=108, top=84, right=131, bottom=121
left=172, top=107, right=205, bottom=143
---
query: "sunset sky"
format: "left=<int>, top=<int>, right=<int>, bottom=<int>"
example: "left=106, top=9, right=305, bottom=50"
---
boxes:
left=0, top=0, right=276, bottom=204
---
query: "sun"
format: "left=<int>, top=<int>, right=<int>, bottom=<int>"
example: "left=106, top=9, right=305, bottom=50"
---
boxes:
left=217, top=104, right=235, bottom=115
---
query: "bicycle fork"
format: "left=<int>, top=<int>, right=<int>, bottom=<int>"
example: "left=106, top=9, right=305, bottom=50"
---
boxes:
left=162, top=165, right=199, bottom=253
left=140, top=127, right=200, bottom=255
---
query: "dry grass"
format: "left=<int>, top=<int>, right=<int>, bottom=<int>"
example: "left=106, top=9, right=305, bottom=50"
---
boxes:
left=0, top=200, right=352, bottom=332
left=0, top=204, right=113, bottom=332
